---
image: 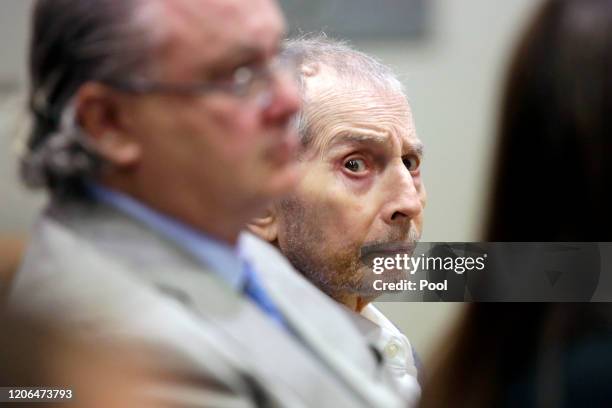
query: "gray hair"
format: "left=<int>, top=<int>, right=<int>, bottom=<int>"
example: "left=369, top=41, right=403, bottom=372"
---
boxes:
left=21, top=0, right=165, bottom=198
left=282, top=35, right=407, bottom=146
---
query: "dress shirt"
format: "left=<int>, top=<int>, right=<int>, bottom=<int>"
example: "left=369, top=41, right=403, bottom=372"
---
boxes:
left=361, top=304, right=421, bottom=406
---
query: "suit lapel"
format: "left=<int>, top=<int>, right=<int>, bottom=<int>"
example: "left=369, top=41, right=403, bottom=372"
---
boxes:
left=143, top=261, right=362, bottom=407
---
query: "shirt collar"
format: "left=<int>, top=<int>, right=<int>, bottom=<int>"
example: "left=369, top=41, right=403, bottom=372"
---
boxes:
left=87, top=184, right=246, bottom=290
left=360, top=304, right=417, bottom=375
left=360, top=304, right=403, bottom=336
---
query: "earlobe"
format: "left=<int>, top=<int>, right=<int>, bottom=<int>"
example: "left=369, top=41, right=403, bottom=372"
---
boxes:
left=247, top=207, right=278, bottom=243
left=97, top=132, right=142, bottom=166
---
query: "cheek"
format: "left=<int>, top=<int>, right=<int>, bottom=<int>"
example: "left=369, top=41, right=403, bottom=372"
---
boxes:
left=128, top=99, right=175, bottom=136
left=300, top=172, right=374, bottom=243
left=214, top=105, right=258, bottom=132
left=173, top=101, right=266, bottom=167
left=128, top=101, right=195, bottom=161
left=214, top=109, right=267, bottom=162
left=205, top=99, right=260, bottom=135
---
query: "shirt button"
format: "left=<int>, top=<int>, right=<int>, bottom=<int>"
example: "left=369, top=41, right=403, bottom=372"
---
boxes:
left=384, top=342, right=400, bottom=359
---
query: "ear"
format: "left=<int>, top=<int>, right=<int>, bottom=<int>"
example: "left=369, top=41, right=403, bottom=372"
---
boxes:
left=247, top=206, right=278, bottom=243
left=75, top=82, right=141, bottom=167
left=301, top=62, right=320, bottom=78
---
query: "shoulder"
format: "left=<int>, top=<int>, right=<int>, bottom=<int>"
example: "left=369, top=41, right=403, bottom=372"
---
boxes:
left=11, top=211, right=248, bottom=391
left=11, top=207, right=191, bottom=341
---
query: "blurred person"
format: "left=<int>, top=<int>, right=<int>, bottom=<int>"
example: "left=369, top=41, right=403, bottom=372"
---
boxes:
left=487, top=0, right=612, bottom=241
left=420, top=304, right=612, bottom=408
left=0, top=309, right=170, bottom=407
left=7, top=1, right=405, bottom=406
left=0, top=235, right=25, bottom=296
left=420, top=1, right=612, bottom=407
left=248, top=37, right=425, bottom=405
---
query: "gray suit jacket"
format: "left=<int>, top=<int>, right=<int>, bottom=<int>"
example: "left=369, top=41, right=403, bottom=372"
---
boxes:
left=8, top=200, right=403, bottom=407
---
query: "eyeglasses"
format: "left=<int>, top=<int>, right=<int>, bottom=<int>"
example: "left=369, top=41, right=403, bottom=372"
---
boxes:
left=102, top=53, right=300, bottom=105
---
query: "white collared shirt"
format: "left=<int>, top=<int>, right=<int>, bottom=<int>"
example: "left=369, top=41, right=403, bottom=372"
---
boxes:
left=360, top=304, right=421, bottom=406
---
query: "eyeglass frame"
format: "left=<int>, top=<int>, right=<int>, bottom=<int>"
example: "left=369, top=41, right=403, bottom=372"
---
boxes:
left=100, top=52, right=301, bottom=105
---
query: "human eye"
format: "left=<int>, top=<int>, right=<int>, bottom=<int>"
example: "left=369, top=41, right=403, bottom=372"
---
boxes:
left=232, top=66, right=255, bottom=86
left=343, top=157, right=368, bottom=174
left=209, top=57, right=258, bottom=84
left=402, top=155, right=421, bottom=173
left=204, top=65, right=255, bottom=96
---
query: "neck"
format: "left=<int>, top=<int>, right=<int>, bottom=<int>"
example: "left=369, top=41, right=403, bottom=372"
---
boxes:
left=99, top=175, right=261, bottom=246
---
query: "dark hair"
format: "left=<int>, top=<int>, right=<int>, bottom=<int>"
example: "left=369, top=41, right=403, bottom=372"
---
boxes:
left=420, top=304, right=612, bottom=408
left=421, top=2, right=612, bottom=407
left=21, top=0, right=162, bottom=198
left=486, top=0, right=612, bottom=241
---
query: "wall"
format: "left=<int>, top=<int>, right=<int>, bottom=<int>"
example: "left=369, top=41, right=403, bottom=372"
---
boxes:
left=0, top=0, right=43, bottom=232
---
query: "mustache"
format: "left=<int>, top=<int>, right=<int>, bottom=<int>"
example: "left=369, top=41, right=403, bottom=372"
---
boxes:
left=359, top=228, right=421, bottom=258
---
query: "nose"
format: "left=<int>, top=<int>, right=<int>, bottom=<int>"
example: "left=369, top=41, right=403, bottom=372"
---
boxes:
left=381, top=163, right=423, bottom=226
left=262, top=70, right=301, bottom=124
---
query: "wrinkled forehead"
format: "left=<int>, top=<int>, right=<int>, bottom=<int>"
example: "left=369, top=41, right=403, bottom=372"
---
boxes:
left=303, top=78, right=418, bottom=155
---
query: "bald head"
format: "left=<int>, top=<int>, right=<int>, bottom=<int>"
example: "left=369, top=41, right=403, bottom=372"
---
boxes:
left=282, top=37, right=409, bottom=148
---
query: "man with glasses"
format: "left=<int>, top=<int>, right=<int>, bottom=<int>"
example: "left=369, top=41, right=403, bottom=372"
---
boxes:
left=8, top=1, right=404, bottom=406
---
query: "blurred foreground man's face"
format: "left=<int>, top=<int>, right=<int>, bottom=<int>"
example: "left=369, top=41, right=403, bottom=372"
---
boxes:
left=254, top=68, right=426, bottom=310
left=100, top=0, right=300, bottom=239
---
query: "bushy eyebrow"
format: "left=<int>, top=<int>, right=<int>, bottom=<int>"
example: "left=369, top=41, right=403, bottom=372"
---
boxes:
left=407, top=141, right=425, bottom=157
left=325, top=132, right=390, bottom=152
left=324, top=132, right=424, bottom=158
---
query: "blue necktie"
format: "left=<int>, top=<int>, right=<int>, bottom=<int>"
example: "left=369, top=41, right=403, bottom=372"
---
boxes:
left=242, top=261, right=287, bottom=329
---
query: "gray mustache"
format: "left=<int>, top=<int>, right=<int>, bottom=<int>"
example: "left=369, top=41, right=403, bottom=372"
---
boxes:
left=360, top=229, right=421, bottom=258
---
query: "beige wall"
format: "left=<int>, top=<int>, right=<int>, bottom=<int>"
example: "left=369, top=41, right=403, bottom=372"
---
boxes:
left=1, top=0, right=42, bottom=232
left=0, top=0, right=544, bottom=361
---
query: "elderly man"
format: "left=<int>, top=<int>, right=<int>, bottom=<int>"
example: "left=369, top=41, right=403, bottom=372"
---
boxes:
left=249, top=37, right=426, bottom=403
left=8, top=2, right=404, bottom=407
